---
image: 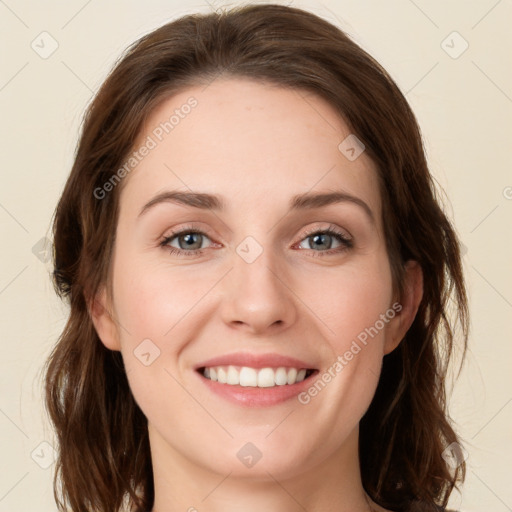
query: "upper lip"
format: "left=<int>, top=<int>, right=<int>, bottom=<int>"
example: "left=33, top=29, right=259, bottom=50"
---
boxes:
left=194, top=352, right=317, bottom=370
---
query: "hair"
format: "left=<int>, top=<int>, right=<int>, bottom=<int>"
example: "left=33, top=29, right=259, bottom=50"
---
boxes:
left=43, top=3, right=469, bottom=511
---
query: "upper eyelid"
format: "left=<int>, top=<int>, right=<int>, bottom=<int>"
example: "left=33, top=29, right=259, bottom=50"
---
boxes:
left=300, top=224, right=351, bottom=239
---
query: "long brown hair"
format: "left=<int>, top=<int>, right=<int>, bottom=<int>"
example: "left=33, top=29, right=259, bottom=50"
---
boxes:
left=44, top=4, right=468, bottom=511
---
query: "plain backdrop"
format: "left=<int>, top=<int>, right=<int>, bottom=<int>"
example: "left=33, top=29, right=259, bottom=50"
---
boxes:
left=0, top=0, right=511, bottom=511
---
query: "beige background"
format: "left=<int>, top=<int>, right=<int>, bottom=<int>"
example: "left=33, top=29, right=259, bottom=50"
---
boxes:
left=0, top=0, right=511, bottom=510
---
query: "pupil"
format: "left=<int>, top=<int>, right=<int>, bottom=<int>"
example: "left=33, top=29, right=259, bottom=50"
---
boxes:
left=312, top=233, right=331, bottom=250
left=180, top=233, right=201, bottom=249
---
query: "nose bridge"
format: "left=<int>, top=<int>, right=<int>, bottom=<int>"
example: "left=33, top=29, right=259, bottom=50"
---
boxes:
left=219, top=234, right=296, bottom=332
left=235, top=237, right=281, bottom=292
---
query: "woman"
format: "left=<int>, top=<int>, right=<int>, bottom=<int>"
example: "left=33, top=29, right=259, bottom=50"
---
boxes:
left=44, top=4, right=468, bottom=511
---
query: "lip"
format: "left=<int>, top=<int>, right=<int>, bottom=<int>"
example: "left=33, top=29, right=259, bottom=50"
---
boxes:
left=194, top=352, right=317, bottom=371
left=194, top=352, right=318, bottom=408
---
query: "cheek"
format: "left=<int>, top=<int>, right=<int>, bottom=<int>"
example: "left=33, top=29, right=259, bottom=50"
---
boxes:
left=110, top=257, right=202, bottom=413
left=297, top=254, right=394, bottom=409
left=111, top=254, right=216, bottom=342
left=306, top=256, right=394, bottom=349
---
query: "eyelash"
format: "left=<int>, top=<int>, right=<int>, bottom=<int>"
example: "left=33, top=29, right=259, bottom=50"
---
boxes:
left=159, top=224, right=353, bottom=258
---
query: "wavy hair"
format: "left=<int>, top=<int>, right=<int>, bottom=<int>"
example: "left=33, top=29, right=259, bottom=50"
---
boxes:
left=44, top=4, right=468, bottom=511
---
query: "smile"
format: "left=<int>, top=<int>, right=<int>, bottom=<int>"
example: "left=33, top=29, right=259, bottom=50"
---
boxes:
left=194, top=352, right=319, bottom=406
left=200, top=366, right=315, bottom=387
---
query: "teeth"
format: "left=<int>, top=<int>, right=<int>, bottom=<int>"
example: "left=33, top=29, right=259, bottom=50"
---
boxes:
left=201, top=365, right=312, bottom=387
left=240, top=367, right=257, bottom=387
left=257, top=368, right=275, bottom=387
left=274, top=367, right=288, bottom=386
left=217, top=367, right=227, bottom=384
left=227, top=366, right=239, bottom=385
left=287, top=368, right=297, bottom=385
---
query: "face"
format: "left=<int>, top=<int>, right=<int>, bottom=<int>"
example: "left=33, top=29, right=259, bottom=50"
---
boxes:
left=92, top=77, right=420, bottom=482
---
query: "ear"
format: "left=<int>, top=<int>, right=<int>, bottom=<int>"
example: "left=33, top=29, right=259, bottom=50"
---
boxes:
left=384, top=260, right=424, bottom=355
left=88, top=286, right=121, bottom=351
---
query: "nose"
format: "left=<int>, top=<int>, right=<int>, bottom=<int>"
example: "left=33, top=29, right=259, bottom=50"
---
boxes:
left=218, top=243, right=297, bottom=335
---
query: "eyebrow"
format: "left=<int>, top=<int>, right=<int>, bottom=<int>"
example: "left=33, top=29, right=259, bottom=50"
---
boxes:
left=138, top=190, right=374, bottom=223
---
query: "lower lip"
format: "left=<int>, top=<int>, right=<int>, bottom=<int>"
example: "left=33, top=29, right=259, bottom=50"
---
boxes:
left=196, top=370, right=317, bottom=407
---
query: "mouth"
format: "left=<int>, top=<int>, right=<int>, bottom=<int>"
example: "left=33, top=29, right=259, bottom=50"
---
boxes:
left=197, top=365, right=317, bottom=388
left=193, top=352, right=319, bottom=406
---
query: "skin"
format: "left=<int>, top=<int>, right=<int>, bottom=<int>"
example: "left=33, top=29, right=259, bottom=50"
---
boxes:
left=91, top=78, right=423, bottom=512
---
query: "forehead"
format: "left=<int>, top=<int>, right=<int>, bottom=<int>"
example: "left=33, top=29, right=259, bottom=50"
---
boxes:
left=121, top=77, right=381, bottom=219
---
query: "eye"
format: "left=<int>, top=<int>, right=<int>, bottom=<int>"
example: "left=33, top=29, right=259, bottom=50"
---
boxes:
left=160, top=227, right=214, bottom=256
left=296, top=225, right=353, bottom=256
left=159, top=224, right=353, bottom=258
